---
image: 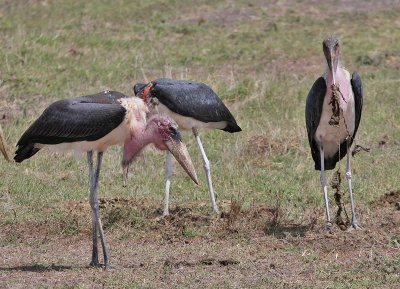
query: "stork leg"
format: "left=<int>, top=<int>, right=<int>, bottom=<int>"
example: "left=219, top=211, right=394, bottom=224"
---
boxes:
left=192, top=128, right=220, bottom=215
left=88, top=151, right=110, bottom=268
left=345, top=138, right=362, bottom=230
left=94, top=152, right=110, bottom=266
left=319, top=145, right=332, bottom=232
left=163, top=151, right=174, bottom=216
left=87, top=151, right=99, bottom=267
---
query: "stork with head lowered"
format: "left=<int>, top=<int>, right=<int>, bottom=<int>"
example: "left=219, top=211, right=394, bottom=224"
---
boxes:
left=14, top=90, right=198, bottom=268
left=132, top=78, right=242, bottom=216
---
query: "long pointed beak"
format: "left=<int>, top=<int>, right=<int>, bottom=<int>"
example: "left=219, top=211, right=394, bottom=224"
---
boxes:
left=327, top=48, right=338, bottom=85
left=0, top=126, right=10, bottom=162
left=164, top=139, right=199, bottom=185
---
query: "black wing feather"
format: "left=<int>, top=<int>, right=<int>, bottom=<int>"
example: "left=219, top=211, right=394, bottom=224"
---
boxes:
left=350, top=72, right=363, bottom=139
left=15, top=91, right=127, bottom=162
left=148, top=78, right=241, bottom=133
left=305, top=77, right=326, bottom=170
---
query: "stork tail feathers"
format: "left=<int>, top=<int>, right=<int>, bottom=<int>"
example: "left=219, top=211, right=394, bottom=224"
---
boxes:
left=14, top=143, right=40, bottom=163
left=223, top=122, right=242, bottom=133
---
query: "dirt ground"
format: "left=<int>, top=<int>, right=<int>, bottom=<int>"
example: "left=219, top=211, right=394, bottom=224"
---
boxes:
left=0, top=192, right=399, bottom=288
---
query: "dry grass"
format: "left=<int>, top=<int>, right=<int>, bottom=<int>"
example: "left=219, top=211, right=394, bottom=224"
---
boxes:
left=0, top=197, right=399, bottom=288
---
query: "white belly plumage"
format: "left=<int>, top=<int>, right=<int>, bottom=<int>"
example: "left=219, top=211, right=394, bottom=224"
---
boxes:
left=35, top=121, right=131, bottom=155
left=152, top=102, right=227, bottom=131
left=315, top=92, right=356, bottom=158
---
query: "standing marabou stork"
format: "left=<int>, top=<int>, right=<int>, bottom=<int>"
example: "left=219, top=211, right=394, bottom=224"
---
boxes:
left=305, top=37, right=363, bottom=231
left=14, top=90, right=198, bottom=268
left=0, top=125, right=10, bottom=161
left=131, top=78, right=241, bottom=216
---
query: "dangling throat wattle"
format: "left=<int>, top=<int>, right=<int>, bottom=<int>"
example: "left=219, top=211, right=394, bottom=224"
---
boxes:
left=326, top=68, right=350, bottom=111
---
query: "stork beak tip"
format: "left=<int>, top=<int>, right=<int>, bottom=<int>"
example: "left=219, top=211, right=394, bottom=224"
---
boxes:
left=165, top=139, right=198, bottom=185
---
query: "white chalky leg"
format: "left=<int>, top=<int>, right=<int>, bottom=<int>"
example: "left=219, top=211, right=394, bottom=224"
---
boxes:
left=163, top=151, right=174, bottom=216
left=320, top=145, right=333, bottom=231
left=192, top=128, right=220, bottom=214
left=345, top=139, right=362, bottom=230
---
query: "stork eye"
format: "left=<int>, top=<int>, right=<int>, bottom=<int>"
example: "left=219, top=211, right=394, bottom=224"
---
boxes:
left=168, top=125, right=181, bottom=141
left=169, top=126, right=178, bottom=135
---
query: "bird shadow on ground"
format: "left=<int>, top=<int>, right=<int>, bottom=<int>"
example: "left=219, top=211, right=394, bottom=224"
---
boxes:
left=153, top=206, right=192, bottom=217
left=0, top=264, right=73, bottom=272
left=264, top=224, right=312, bottom=238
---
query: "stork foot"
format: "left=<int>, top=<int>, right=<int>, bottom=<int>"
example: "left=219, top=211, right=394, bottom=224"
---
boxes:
left=325, top=221, right=334, bottom=234
left=104, top=263, right=119, bottom=270
left=89, top=260, right=101, bottom=268
left=90, top=260, right=117, bottom=270
left=348, top=220, right=362, bottom=231
left=162, top=210, right=170, bottom=217
left=90, top=250, right=100, bottom=268
left=212, top=206, right=221, bottom=216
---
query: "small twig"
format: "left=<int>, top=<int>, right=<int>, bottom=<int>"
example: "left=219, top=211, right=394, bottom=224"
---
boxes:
left=352, top=145, right=370, bottom=157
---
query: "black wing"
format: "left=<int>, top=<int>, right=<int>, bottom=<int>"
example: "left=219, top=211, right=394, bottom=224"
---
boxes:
left=350, top=72, right=363, bottom=140
left=305, top=77, right=326, bottom=170
left=148, top=78, right=241, bottom=133
left=15, top=91, right=127, bottom=162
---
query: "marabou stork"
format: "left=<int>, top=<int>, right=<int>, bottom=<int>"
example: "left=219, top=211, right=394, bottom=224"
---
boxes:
left=305, top=37, right=363, bottom=231
left=14, top=90, right=198, bottom=268
left=0, top=125, right=10, bottom=161
left=132, top=78, right=241, bottom=216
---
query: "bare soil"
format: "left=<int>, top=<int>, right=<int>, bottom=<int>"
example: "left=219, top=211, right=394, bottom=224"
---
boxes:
left=0, top=193, right=399, bottom=288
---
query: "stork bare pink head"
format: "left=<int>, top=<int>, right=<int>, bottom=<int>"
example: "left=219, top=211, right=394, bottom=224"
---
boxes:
left=149, top=115, right=181, bottom=148
left=147, top=115, right=198, bottom=185
left=122, top=114, right=198, bottom=186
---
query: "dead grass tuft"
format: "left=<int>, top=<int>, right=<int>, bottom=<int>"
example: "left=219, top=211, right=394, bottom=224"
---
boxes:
left=371, top=190, right=400, bottom=209
left=378, top=133, right=390, bottom=148
left=221, top=197, right=243, bottom=232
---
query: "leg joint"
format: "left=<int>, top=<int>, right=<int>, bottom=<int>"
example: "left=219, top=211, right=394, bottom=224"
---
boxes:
left=89, top=198, right=99, bottom=209
left=203, top=157, right=210, bottom=171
